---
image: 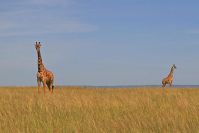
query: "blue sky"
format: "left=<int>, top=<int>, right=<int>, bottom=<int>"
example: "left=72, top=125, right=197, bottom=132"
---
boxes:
left=0, top=0, right=199, bottom=86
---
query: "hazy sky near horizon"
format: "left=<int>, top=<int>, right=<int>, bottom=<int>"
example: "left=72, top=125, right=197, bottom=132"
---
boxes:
left=0, top=0, right=199, bottom=86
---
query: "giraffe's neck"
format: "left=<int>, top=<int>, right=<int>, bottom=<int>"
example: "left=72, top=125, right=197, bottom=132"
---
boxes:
left=168, top=67, right=174, bottom=77
left=37, top=50, right=45, bottom=72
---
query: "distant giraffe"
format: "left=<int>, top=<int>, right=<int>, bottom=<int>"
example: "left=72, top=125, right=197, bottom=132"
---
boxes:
left=162, top=64, right=177, bottom=87
left=35, top=42, right=54, bottom=93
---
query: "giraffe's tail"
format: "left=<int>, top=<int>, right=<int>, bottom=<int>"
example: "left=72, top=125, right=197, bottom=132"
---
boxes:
left=52, top=85, right=54, bottom=90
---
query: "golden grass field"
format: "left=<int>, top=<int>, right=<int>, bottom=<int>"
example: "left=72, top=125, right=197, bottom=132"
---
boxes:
left=0, top=87, right=199, bottom=133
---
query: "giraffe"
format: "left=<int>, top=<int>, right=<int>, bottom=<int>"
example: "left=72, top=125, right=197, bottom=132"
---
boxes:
left=35, top=41, right=54, bottom=93
left=162, top=64, right=177, bottom=87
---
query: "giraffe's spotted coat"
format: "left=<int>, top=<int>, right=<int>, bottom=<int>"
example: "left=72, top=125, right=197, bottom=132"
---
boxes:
left=162, top=64, right=176, bottom=87
left=35, top=41, right=54, bottom=93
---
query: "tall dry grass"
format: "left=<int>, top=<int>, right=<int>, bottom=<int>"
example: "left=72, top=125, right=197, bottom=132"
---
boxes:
left=0, top=87, right=199, bottom=132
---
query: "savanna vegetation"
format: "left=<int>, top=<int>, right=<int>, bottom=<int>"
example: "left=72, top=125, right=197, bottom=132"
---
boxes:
left=0, top=87, right=199, bottom=132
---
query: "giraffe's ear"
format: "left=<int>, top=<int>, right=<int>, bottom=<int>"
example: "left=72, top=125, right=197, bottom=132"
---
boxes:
left=173, top=64, right=177, bottom=69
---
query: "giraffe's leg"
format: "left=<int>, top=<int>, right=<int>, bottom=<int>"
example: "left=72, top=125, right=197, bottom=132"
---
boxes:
left=169, top=81, right=173, bottom=87
left=47, top=82, right=50, bottom=91
left=50, top=79, right=54, bottom=93
left=48, top=79, right=53, bottom=93
left=42, top=80, right=47, bottom=94
left=162, top=81, right=164, bottom=87
left=48, top=83, right=53, bottom=93
left=46, top=81, right=53, bottom=93
left=162, top=81, right=166, bottom=87
left=162, top=83, right=166, bottom=87
left=37, top=79, right=41, bottom=93
left=52, top=85, right=54, bottom=92
left=164, top=80, right=169, bottom=87
left=50, top=83, right=53, bottom=93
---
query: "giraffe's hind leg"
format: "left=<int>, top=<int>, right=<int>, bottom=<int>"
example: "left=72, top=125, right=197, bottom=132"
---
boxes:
left=51, top=79, right=54, bottom=93
left=47, top=82, right=53, bottom=93
left=49, top=83, right=53, bottom=93
left=47, top=82, right=50, bottom=91
left=50, top=83, right=54, bottom=93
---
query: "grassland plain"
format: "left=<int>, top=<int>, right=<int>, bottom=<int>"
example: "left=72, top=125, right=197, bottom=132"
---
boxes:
left=0, top=87, right=199, bottom=133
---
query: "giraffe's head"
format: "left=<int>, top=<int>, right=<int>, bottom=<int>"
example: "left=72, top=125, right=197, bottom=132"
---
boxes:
left=35, top=41, right=41, bottom=52
left=173, top=64, right=177, bottom=69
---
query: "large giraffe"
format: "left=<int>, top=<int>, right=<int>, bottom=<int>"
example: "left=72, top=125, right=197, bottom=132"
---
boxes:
left=35, top=42, right=54, bottom=93
left=162, top=64, right=177, bottom=87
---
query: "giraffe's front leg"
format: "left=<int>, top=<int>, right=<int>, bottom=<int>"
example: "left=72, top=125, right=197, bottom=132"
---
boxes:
left=169, top=80, right=173, bottom=87
left=42, top=80, right=47, bottom=94
left=162, top=80, right=166, bottom=87
left=37, top=79, right=41, bottom=93
left=162, top=83, right=166, bottom=87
